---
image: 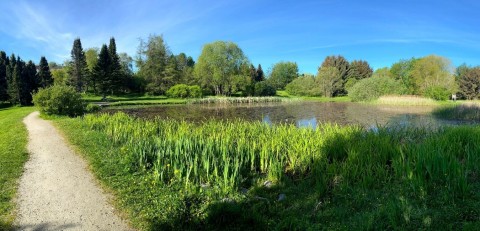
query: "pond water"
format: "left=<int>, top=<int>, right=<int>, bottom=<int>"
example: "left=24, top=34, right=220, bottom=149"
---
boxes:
left=105, top=101, right=461, bottom=128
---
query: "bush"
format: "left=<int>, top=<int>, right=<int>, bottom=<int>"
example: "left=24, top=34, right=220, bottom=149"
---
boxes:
left=86, top=104, right=101, bottom=113
left=254, top=81, right=276, bottom=96
left=349, top=76, right=405, bottom=102
left=425, top=86, right=450, bottom=101
left=285, top=76, right=321, bottom=96
left=32, top=85, right=85, bottom=117
left=166, top=84, right=203, bottom=98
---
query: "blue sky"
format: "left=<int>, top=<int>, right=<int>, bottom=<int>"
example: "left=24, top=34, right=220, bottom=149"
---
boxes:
left=1, top=0, right=479, bottom=74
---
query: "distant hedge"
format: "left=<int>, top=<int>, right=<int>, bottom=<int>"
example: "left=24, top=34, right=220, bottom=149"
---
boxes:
left=166, top=84, right=202, bottom=98
left=349, top=77, right=405, bottom=102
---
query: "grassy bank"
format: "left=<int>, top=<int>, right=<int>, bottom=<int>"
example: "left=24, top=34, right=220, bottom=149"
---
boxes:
left=52, top=112, right=480, bottom=230
left=0, top=107, right=34, bottom=230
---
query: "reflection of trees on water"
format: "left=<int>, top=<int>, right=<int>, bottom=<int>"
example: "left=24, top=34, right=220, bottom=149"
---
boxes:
left=109, top=102, right=452, bottom=128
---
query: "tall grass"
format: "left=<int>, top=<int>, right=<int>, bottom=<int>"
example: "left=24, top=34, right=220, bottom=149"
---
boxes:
left=85, top=112, right=478, bottom=198
left=376, top=95, right=438, bottom=106
left=189, top=96, right=288, bottom=104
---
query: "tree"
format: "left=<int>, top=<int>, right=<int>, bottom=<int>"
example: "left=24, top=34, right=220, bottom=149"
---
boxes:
left=457, top=66, right=480, bottom=100
left=410, top=55, right=455, bottom=96
left=285, top=75, right=320, bottom=96
left=19, top=60, right=38, bottom=105
left=108, top=37, right=123, bottom=93
left=37, top=56, right=53, bottom=88
left=321, top=55, right=349, bottom=96
left=7, top=54, right=20, bottom=104
left=347, top=60, right=372, bottom=80
left=68, top=38, right=88, bottom=92
left=51, top=68, right=68, bottom=85
left=194, top=41, right=250, bottom=96
left=390, top=58, right=417, bottom=94
left=85, top=48, right=99, bottom=92
left=136, top=35, right=172, bottom=95
left=175, top=53, right=195, bottom=85
left=316, top=66, right=342, bottom=97
left=0, top=51, right=8, bottom=101
left=256, top=64, right=265, bottom=82
left=93, top=45, right=112, bottom=98
left=268, top=61, right=298, bottom=89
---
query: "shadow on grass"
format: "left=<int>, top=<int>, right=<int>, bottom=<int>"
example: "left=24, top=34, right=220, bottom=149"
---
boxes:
left=432, top=104, right=480, bottom=122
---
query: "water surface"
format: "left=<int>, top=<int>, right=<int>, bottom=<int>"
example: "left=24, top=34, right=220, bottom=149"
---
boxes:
left=106, top=101, right=460, bottom=128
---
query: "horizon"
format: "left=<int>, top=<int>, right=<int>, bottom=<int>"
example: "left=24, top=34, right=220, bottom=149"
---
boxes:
left=1, top=0, right=479, bottom=74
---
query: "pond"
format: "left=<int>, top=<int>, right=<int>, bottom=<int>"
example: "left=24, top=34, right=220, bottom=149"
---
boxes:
left=105, top=101, right=462, bottom=128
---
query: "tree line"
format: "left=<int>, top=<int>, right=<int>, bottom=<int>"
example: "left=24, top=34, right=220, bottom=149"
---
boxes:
left=0, top=52, right=53, bottom=105
left=3, top=34, right=480, bottom=104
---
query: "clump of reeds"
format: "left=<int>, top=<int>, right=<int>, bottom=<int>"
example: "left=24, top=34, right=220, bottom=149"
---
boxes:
left=433, top=104, right=480, bottom=122
left=83, top=112, right=480, bottom=198
left=376, top=95, right=438, bottom=106
left=189, top=97, right=288, bottom=104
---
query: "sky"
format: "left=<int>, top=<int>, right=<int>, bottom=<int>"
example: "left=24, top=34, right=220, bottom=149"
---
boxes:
left=1, top=0, right=479, bottom=74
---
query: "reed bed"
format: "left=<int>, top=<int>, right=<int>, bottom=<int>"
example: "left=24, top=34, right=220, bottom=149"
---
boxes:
left=56, top=112, right=480, bottom=229
left=376, top=95, right=438, bottom=106
left=85, top=112, right=478, bottom=197
left=433, top=104, right=480, bottom=122
left=188, top=96, right=288, bottom=104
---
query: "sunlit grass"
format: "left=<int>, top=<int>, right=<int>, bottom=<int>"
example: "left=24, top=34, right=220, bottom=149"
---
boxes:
left=375, top=95, right=439, bottom=106
left=0, top=106, right=34, bottom=230
left=53, top=112, right=480, bottom=230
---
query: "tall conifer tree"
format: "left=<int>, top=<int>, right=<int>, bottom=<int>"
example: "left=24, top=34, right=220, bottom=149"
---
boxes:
left=0, top=51, right=8, bottom=101
left=108, top=37, right=123, bottom=92
left=37, top=56, right=53, bottom=88
left=94, top=44, right=112, bottom=98
left=69, top=38, right=88, bottom=92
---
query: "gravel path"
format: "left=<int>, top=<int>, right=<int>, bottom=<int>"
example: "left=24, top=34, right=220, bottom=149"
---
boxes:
left=15, top=111, right=132, bottom=231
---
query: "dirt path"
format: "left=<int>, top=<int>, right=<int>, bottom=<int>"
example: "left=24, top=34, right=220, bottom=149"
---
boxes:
left=15, top=111, right=132, bottom=231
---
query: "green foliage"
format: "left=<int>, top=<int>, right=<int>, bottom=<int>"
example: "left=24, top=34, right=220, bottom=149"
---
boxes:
left=85, top=103, right=101, bottom=113
left=321, top=55, right=350, bottom=96
left=37, top=56, right=53, bottom=88
left=0, top=107, right=33, bottom=230
left=390, top=58, right=417, bottom=94
left=424, top=86, right=450, bottom=100
left=0, top=51, right=8, bottom=102
left=268, top=61, right=299, bottom=89
left=457, top=66, right=480, bottom=100
left=194, top=41, right=250, bottom=96
left=346, top=60, right=373, bottom=80
left=317, top=66, right=342, bottom=97
left=166, top=84, right=203, bottom=98
left=68, top=38, right=89, bottom=92
left=411, top=55, right=456, bottom=96
left=349, top=76, right=405, bottom=102
left=57, top=112, right=480, bottom=229
left=33, top=85, right=85, bottom=117
left=253, top=81, right=276, bottom=96
left=285, top=75, right=320, bottom=96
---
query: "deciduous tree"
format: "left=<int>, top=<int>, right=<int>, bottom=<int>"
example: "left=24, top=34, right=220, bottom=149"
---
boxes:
left=268, top=61, right=298, bottom=89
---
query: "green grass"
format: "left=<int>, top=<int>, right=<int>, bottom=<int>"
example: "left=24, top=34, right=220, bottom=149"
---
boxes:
left=0, top=106, right=34, bottom=230
left=433, top=104, right=480, bottom=122
left=52, top=112, right=480, bottom=230
left=276, top=90, right=351, bottom=102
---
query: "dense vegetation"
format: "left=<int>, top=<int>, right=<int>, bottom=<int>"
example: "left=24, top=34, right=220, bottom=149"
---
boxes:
left=52, top=112, right=480, bottom=230
left=0, top=107, right=34, bottom=230
left=32, top=85, right=86, bottom=117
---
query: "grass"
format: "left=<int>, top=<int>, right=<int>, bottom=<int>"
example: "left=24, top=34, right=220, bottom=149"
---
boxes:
left=0, top=106, right=34, bottom=230
left=373, top=95, right=445, bottom=106
left=433, top=104, right=480, bottom=122
left=52, top=112, right=480, bottom=230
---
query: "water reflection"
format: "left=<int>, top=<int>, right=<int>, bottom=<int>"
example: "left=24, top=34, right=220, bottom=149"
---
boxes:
left=106, top=101, right=461, bottom=128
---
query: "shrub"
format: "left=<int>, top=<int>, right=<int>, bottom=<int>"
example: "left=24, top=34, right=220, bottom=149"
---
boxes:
left=32, top=85, right=85, bottom=117
left=425, top=86, right=450, bottom=101
left=349, top=76, right=405, bottom=102
left=254, top=81, right=276, bottom=96
left=86, top=104, right=101, bottom=113
left=285, top=76, right=321, bottom=96
left=167, top=84, right=203, bottom=98
left=188, top=85, right=202, bottom=98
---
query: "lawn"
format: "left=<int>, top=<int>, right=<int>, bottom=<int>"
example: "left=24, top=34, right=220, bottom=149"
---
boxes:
left=0, top=106, right=34, bottom=230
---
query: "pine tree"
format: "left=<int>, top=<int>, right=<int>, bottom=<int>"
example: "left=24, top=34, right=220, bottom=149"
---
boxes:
left=0, top=51, right=8, bottom=101
left=19, top=60, right=37, bottom=105
left=256, top=64, right=265, bottom=82
left=37, top=56, right=53, bottom=88
left=7, top=54, right=20, bottom=104
left=108, top=37, right=123, bottom=92
left=69, top=38, right=88, bottom=92
left=94, top=44, right=112, bottom=99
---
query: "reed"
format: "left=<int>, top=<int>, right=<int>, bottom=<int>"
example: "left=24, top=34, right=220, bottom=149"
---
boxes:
left=375, top=95, right=438, bottom=106
left=188, top=96, right=288, bottom=104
